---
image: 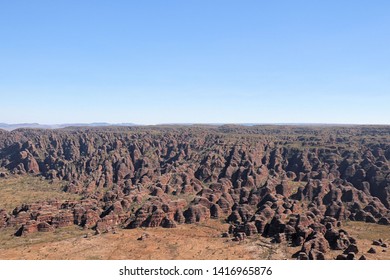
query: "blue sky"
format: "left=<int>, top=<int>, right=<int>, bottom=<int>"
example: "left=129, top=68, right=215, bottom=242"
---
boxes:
left=0, top=0, right=389, bottom=124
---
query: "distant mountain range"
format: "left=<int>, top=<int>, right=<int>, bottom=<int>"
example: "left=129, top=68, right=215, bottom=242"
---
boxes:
left=0, top=122, right=379, bottom=131
left=0, top=123, right=137, bottom=131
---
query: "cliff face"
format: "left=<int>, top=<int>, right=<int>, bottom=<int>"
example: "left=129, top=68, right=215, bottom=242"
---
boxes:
left=0, top=126, right=389, bottom=259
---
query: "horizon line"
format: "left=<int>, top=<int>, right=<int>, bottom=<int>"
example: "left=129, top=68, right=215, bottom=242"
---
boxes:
left=1, top=122, right=390, bottom=128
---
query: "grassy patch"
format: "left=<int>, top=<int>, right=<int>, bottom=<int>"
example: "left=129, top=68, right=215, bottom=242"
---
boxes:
left=288, top=181, right=306, bottom=194
left=0, top=175, right=81, bottom=212
left=343, top=221, right=390, bottom=241
left=0, top=225, right=90, bottom=250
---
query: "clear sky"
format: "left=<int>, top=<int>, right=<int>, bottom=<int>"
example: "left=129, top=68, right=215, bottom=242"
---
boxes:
left=0, top=0, right=389, bottom=125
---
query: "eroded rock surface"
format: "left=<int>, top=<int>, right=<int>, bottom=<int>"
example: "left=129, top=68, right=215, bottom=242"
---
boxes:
left=0, top=125, right=390, bottom=259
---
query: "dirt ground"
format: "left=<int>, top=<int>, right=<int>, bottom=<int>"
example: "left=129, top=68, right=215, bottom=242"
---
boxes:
left=0, top=220, right=290, bottom=260
left=338, top=221, right=390, bottom=260
left=0, top=220, right=389, bottom=260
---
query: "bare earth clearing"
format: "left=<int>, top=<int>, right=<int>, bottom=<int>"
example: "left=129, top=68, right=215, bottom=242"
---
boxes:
left=0, top=220, right=388, bottom=260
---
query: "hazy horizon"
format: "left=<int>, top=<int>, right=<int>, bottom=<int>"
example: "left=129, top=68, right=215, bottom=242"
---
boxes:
left=1, top=1, right=389, bottom=125
left=1, top=121, right=390, bottom=128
